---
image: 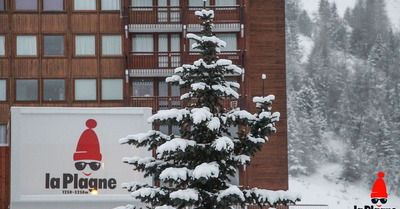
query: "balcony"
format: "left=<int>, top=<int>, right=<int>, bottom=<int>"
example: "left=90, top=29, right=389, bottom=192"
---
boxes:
left=127, top=6, right=242, bottom=32
left=130, top=96, right=242, bottom=114
left=127, top=51, right=244, bottom=70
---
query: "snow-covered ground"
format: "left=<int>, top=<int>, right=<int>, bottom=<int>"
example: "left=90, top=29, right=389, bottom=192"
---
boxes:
left=289, top=163, right=400, bottom=208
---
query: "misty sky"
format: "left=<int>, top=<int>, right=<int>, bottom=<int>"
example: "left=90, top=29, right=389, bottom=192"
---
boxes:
left=300, top=0, right=400, bottom=31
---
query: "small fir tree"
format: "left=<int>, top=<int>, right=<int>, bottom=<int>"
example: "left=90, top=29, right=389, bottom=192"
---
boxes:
left=118, top=7, right=299, bottom=209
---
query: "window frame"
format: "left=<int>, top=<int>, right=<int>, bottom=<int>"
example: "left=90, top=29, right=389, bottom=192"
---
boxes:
left=73, top=0, right=97, bottom=12
left=14, top=0, right=39, bottom=12
left=0, top=124, right=8, bottom=147
left=101, top=34, right=123, bottom=56
left=15, top=78, right=39, bottom=102
left=15, top=34, right=38, bottom=57
left=73, top=34, right=97, bottom=57
left=42, top=34, right=66, bottom=57
left=0, top=34, right=6, bottom=57
left=42, top=0, right=65, bottom=12
left=0, top=79, right=7, bottom=102
left=74, top=78, right=97, bottom=101
left=101, top=78, right=124, bottom=101
left=42, top=79, right=66, bottom=102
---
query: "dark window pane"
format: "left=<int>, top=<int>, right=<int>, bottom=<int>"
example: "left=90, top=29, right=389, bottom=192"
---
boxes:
left=43, top=80, right=65, bottom=101
left=132, top=79, right=153, bottom=97
left=16, top=80, right=38, bottom=101
left=15, top=0, right=38, bottom=10
left=0, top=0, right=4, bottom=11
left=44, top=36, right=64, bottom=55
left=43, top=0, right=63, bottom=11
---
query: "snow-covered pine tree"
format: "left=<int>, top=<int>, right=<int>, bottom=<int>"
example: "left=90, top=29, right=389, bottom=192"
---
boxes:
left=118, top=6, right=300, bottom=209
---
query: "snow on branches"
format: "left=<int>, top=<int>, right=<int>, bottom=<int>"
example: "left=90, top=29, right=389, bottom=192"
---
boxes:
left=118, top=7, right=299, bottom=209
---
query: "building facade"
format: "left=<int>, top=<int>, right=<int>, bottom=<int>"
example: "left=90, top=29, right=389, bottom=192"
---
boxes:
left=0, top=0, right=287, bottom=208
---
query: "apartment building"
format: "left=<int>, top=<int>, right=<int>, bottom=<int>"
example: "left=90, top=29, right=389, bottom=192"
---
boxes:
left=0, top=0, right=287, bottom=208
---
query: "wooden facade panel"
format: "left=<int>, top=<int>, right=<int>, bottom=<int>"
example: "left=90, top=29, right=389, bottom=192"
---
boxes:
left=13, top=59, right=40, bottom=77
left=100, top=14, right=123, bottom=33
left=71, top=59, right=98, bottom=77
left=245, top=0, right=288, bottom=190
left=100, top=58, right=124, bottom=77
left=41, top=14, right=68, bottom=33
left=12, top=14, right=39, bottom=33
left=0, top=15, right=9, bottom=32
left=0, top=60, right=10, bottom=77
left=0, top=147, right=10, bottom=209
left=71, top=102, right=100, bottom=107
left=42, top=59, right=69, bottom=78
left=71, top=14, right=98, bottom=33
left=0, top=104, right=10, bottom=122
left=100, top=102, right=125, bottom=107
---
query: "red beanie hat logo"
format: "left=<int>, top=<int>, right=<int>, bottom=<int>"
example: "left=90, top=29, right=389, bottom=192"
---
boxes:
left=73, top=119, right=102, bottom=162
left=371, top=172, right=388, bottom=199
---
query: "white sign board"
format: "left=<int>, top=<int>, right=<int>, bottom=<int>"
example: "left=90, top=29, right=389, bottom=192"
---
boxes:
left=10, top=107, right=152, bottom=209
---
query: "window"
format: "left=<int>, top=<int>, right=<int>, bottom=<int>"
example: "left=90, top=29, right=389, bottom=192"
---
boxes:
left=0, top=36, right=4, bottom=56
left=132, top=79, right=153, bottom=97
left=75, top=79, right=96, bottom=101
left=74, top=0, right=96, bottom=10
left=0, top=125, right=6, bottom=146
left=15, top=0, right=37, bottom=10
left=216, top=33, right=237, bottom=51
left=132, top=0, right=152, bottom=7
left=132, top=34, right=153, bottom=52
left=44, top=35, right=64, bottom=56
left=102, top=35, right=122, bottom=55
left=101, top=0, right=120, bottom=10
left=0, top=0, right=4, bottom=11
left=0, top=80, right=5, bottom=101
left=102, top=79, right=123, bottom=100
left=215, top=0, right=236, bottom=6
left=75, top=35, right=95, bottom=55
left=43, top=79, right=65, bottom=101
left=189, top=0, right=209, bottom=7
left=43, top=0, right=64, bottom=11
left=16, top=79, right=38, bottom=101
left=17, top=36, right=37, bottom=56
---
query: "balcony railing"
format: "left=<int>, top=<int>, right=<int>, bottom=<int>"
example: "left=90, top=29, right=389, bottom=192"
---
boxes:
left=127, top=51, right=244, bottom=69
left=130, top=96, right=241, bottom=113
left=128, top=6, right=242, bottom=25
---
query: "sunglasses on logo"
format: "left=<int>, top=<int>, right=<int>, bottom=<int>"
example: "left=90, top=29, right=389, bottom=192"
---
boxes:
left=371, top=198, right=387, bottom=204
left=75, top=161, right=101, bottom=171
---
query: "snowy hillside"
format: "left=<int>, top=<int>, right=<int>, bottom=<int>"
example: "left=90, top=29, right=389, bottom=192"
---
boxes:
left=290, top=163, right=400, bottom=208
